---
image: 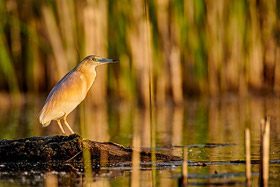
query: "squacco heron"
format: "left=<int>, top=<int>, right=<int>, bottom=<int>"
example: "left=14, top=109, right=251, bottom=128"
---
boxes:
left=39, top=55, right=119, bottom=134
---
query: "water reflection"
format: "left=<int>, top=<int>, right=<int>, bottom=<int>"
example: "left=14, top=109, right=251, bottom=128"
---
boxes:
left=45, top=173, right=58, bottom=187
left=1, top=96, right=280, bottom=186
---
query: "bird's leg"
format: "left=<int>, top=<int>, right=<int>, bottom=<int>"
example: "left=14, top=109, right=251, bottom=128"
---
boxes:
left=57, top=120, right=65, bottom=134
left=63, top=115, right=75, bottom=134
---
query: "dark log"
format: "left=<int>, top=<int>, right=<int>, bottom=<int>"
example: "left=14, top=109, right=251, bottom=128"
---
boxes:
left=0, top=134, right=181, bottom=171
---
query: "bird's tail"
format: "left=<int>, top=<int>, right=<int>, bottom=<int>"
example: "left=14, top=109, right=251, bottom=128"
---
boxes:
left=38, top=110, right=51, bottom=127
left=41, top=121, right=51, bottom=127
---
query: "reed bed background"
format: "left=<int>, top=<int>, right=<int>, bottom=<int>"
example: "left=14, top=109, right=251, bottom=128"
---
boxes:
left=1, top=0, right=280, bottom=105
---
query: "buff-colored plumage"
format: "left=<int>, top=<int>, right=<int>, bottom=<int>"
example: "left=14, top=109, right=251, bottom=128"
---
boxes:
left=39, top=55, right=119, bottom=134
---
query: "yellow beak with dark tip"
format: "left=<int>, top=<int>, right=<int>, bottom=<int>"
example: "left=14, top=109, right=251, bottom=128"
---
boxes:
left=38, top=55, right=119, bottom=134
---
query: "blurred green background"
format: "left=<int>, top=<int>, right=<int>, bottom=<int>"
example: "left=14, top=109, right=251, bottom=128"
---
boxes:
left=0, top=0, right=280, bottom=105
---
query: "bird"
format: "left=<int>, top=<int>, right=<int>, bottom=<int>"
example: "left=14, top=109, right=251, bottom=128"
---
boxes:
left=38, top=55, right=119, bottom=134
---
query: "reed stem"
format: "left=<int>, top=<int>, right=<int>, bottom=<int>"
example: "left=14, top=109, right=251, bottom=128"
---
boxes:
left=245, top=128, right=251, bottom=186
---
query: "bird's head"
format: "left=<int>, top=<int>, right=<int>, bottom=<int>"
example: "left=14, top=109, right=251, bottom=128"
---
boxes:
left=77, top=55, right=119, bottom=72
left=86, top=55, right=119, bottom=66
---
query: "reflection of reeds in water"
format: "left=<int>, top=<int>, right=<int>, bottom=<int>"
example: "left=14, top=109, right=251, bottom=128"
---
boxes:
left=83, top=104, right=109, bottom=142
left=1, top=93, right=280, bottom=185
left=45, top=173, right=58, bottom=187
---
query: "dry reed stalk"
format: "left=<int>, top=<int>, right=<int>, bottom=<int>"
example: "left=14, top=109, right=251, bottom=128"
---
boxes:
left=0, top=3, right=20, bottom=96
left=84, top=0, right=108, bottom=106
left=156, top=104, right=166, bottom=131
left=260, top=117, right=270, bottom=186
left=263, top=118, right=270, bottom=186
left=42, top=6, right=68, bottom=80
left=129, top=0, right=152, bottom=107
left=155, top=0, right=169, bottom=105
left=147, top=7, right=157, bottom=178
left=226, top=1, right=245, bottom=93
left=28, top=19, right=41, bottom=92
left=182, top=0, right=201, bottom=93
left=262, top=0, right=277, bottom=90
left=0, top=31, right=20, bottom=96
left=170, top=46, right=183, bottom=104
left=7, top=0, right=21, bottom=59
left=248, top=0, right=263, bottom=89
left=274, top=48, right=280, bottom=93
left=119, top=54, right=135, bottom=103
left=205, top=0, right=224, bottom=96
left=172, top=106, right=184, bottom=156
left=156, top=0, right=183, bottom=104
left=245, top=128, right=251, bottom=185
left=182, top=147, right=188, bottom=185
left=259, top=119, right=264, bottom=181
left=82, top=141, right=93, bottom=183
left=131, top=128, right=141, bottom=187
left=80, top=102, right=87, bottom=137
left=55, top=0, right=77, bottom=68
left=155, top=74, right=166, bottom=105
left=141, top=108, right=151, bottom=148
left=145, top=0, right=156, bottom=164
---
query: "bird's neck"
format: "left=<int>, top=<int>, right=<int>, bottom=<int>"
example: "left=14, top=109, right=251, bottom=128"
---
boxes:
left=76, top=65, right=97, bottom=91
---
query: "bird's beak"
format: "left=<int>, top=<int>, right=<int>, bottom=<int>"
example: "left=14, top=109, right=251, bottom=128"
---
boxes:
left=97, top=57, right=119, bottom=64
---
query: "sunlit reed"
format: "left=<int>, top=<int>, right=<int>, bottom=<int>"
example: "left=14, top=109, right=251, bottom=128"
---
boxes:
left=172, top=106, right=184, bottom=156
left=80, top=102, right=93, bottom=184
left=260, top=117, right=270, bottom=187
left=84, top=0, right=108, bottom=106
left=82, top=141, right=93, bottom=183
left=245, top=128, right=251, bottom=186
left=42, top=5, right=68, bottom=80
left=182, top=147, right=188, bottom=185
left=55, top=0, right=77, bottom=68
left=131, top=126, right=140, bottom=187
left=274, top=49, right=280, bottom=93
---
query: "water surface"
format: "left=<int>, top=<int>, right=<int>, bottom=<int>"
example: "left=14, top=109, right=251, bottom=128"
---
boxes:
left=1, top=95, right=280, bottom=186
